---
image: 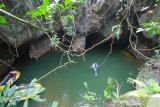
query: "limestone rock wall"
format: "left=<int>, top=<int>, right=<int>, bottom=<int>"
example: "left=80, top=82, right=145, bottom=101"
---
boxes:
left=0, top=0, right=157, bottom=59
left=29, top=36, right=51, bottom=60
left=75, top=0, right=121, bottom=37
left=0, top=0, right=43, bottom=47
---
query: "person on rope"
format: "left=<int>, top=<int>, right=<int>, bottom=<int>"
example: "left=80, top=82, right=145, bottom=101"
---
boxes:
left=90, top=62, right=99, bottom=76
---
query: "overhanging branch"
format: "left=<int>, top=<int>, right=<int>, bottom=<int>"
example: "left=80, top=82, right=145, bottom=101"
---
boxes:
left=0, top=9, right=49, bottom=32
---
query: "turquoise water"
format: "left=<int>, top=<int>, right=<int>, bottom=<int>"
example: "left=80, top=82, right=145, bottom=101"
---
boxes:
left=15, top=47, right=140, bottom=107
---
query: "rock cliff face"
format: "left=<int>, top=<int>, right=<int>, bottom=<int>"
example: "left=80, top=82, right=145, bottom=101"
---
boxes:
left=0, top=0, right=43, bottom=48
left=0, top=0, right=158, bottom=60
left=29, top=36, right=51, bottom=60
left=75, top=0, right=121, bottom=37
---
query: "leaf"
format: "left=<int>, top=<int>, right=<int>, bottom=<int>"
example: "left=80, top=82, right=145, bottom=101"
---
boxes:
left=136, top=28, right=145, bottom=33
left=0, top=16, right=7, bottom=24
left=3, top=83, right=10, bottom=96
left=23, top=99, right=28, bottom=107
left=50, top=35, right=60, bottom=46
left=68, top=15, right=74, bottom=20
left=7, top=85, right=17, bottom=97
left=6, top=103, right=12, bottom=107
left=43, top=0, right=50, bottom=6
left=53, top=4, right=64, bottom=9
left=112, top=24, right=121, bottom=39
left=0, top=4, right=5, bottom=8
left=145, top=28, right=152, bottom=31
left=10, top=99, right=16, bottom=105
left=26, top=5, right=46, bottom=18
left=51, top=101, right=58, bottom=107
left=31, top=95, right=46, bottom=102
left=30, top=78, right=37, bottom=85
left=34, top=87, right=46, bottom=95
left=65, top=0, right=72, bottom=6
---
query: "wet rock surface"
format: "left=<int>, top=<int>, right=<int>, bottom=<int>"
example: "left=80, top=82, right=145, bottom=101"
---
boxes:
left=29, top=36, right=51, bottom=60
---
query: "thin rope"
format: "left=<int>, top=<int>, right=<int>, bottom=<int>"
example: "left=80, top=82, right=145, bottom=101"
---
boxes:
left=82, top=39, right=114, bottom=68
left=37, top=61, right=76, bottom=82
left=99, top=39, right=114, bottom=66
left=82, top=54, right=90, bottom=67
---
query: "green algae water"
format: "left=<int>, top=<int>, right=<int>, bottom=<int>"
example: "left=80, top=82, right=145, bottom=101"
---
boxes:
left=15, top=47, right=140, bottom=107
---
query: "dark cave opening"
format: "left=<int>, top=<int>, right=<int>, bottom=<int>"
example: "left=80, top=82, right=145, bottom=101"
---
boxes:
left=85, top=32, right=128, bottom=50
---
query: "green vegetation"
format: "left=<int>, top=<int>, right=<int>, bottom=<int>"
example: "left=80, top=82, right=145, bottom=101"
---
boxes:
left=0, top=0, right=85, bottom=106
left=0, top=4, right=6, bottom=24
left=0, top=79, right=45, bottom=107
left=82, top=78, right=160, bottom=106
left=137, top=22, right=160, bottom=37
left=103, top=77, right=120, bottom=99
left=82, top=82, right=97, bottom=104
left=0, top=0, right=160, bottom=106
left=128, top=78, right=160, bottom=95
left=112, top=24, right=122, bottom=40
left=0, top=0, right=85, bottom=47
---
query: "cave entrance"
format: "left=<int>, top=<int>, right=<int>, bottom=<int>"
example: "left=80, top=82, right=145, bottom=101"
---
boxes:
left=85, top=32, right=112, bottom=49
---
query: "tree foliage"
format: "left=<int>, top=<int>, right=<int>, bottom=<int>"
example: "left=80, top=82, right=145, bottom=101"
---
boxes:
left=137, top=22, right=160, bottom=37
left=0, top=78, right=46, bottom=107
left=0, top=4, right=6, bottom=24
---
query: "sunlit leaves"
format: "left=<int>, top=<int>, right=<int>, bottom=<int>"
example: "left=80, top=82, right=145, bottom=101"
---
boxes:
left=26, top=0, right=83, bottom=18
left=82, top=82, right=97, bottom=104
left=50, top=35, right=60, bottom=46
left=51, top=4, right=64, bottom=9
left=143, top=22, right=160, bottom=34
left=43, top=0, right=50, bottom=6
left=0, top=16, right=7, bottom=24
left=136, top=28, right=145, bottom=33
left=65, top=0, right=72, bottom=6
left=127, top=78, right=160, bottom=95
left=83, top=82, right=88, bottom=89
left=61, top=15, right=75, bottom=36
left=112, top=24, right=122, bottom=39
left=26, top=5, right=47, bottom=18
left=63, top=15, right=73, bottom=21
left=26, top=0, right=51, bottom=18
left=0, top=4, right=7, bottom=24
left=64, top=0, right=84, bottom=7
left=83, top=91, right=96, bottom=103
left=0, top=4, right=5, bottom=8
left=103, top=77, right=117, bottom=99
left=137, top=22, right=160, bottom=37
left=64, top=0, right=84, bottom=5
